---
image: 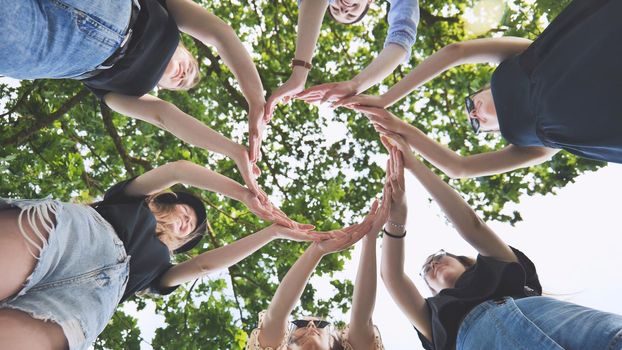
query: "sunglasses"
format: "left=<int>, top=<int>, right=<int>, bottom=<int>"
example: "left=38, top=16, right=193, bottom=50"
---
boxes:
left=419, top=249, right=447, bottom=278
left=291, top=319, right=331, bottom=329
left=464, top=90, right=484, bottom=134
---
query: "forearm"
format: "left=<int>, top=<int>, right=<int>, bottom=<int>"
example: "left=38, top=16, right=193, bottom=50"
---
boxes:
left=159, top=102, right=244, bottom=158
left=350, top=44, right=407, bottom=94
left=162, top=226, right=275, bottom=286
left=174, top=160, right=249, bottom=202
left=349, top=235, right=378, bottom=330
left=167, top=0, right=264, bottom=104
left=264, top=244, right=324, bottom=328
left=294, top=0, right=328, bottom=64
left=382, top=43, right=462, bottom=106
left=105, top=94, right=244, bottom=159
left=400, top=124, right=466, bottom=178
left=382, top=38, right=532, bottom=106
left=380, top=225, right=407, bottom=284
left=210, top=23, right=265, bottom=105
left=403, top=153, right=482, bottom=237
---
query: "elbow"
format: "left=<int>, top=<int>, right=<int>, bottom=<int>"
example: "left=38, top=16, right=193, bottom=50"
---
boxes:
left=442, top=42, right=465, bottom=59
left=444, top=160, right=469, bottom=179
left=168, top=160, right=195, bottom=182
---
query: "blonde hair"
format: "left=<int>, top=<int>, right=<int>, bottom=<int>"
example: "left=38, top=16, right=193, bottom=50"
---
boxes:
left=146, top=191, right=201, bottom=252
left=161, top=43, right=201, bottom=91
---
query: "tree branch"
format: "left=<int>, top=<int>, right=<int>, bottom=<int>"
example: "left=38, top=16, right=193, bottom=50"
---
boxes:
left=1, top=88, right=89, bottom=147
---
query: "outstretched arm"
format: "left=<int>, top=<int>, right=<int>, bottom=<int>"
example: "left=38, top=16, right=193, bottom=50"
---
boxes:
left=386, top=136, right=517, bottom=262
left=103, top=94, right=264, bottom=195
left=263, top=0, right=328, bottom=120
left=166, top=0, right=268, bottom=162
left=379, top=145, right=432, bottom=341
left=258, top=243, right=326, bottom=348
left=296, top=44, right=407, bottom=104
left=347, top=156, right=402, bottom=348
left=336, top=37, right=533, bottom=108
left=167, top=0, right=264, bottom=107
left=353, top=106, right=558, bottom=178
left=259, top=196, right=391, bottom=348
left=161, top=224, right=325, bottom=287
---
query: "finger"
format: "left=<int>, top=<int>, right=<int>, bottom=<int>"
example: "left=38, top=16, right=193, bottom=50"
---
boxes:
left=297, top=223, right=316, bottom=231
left=295, top=90, right=325, bottom=100
left=320, top=89, right=342, bottom=104
left=297, top=96, right=324, bottom=105
left=332, top=96, right=358, bottom=108
left=249, top=135, right=261, bottom=163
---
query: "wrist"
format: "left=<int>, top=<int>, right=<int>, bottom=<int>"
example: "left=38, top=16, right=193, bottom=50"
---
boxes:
left=349, top=77, right=364, bottom=95
left=388, top=210, right=407, bottom=225
left=264, top=224, right=280, bottom=241
left=247, top=96, right=266, bottom=110
left=308, top=242, right=328, bottom=258
left=290, top=66, right=309, bottom=83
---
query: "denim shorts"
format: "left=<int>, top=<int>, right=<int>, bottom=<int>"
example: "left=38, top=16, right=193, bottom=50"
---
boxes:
left=0, top=0, right=132, bottom=79
left=457, top=296, right=622, bottom=350
left=0, top=198, right=130, bottom=350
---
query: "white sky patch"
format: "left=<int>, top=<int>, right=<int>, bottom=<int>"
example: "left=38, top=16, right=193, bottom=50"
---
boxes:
left=463, top=0, right=507, bottom=36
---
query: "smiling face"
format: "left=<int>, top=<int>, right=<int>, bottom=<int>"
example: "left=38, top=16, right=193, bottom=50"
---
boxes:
left=168, top=204, right=198, bottom=239
left=328, top=0, right=371, bottom=24
left=288, top=318, right=332, bottom=350
left=466, top=89, right=499, bottom=133
left=158, top=44, right=200, bottom=91
left=422, top=253, right=467, bottom=293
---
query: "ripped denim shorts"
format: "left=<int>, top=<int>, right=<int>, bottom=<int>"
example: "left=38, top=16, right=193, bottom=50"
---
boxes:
left=0, top=198, right=130, bottom=350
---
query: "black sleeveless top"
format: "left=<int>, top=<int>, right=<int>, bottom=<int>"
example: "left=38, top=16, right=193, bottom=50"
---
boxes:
left=415, top=247, right=542, bottom=350
left=94, top=178, right=179, bottom=302
left=83, top=0, right=179, bottom=100
left=490, top=0, right=622, bottom=163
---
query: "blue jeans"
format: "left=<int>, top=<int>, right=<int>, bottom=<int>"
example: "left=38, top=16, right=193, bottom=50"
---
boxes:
left=0, top=198, right=130, bottom=350
left=0, top=0, right=131, bottom=79
left=457, top=296, right=622, bottom=350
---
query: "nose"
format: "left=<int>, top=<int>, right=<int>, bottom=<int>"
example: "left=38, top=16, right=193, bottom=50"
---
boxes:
left=307, top=320, right=317, bottom=329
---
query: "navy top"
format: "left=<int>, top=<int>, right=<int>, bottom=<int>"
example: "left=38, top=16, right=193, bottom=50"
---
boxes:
left=490, top=0, right=622, bottom=163
left=94, top=178, right=179, bottom=302
left=83, top=0, right=179, bottom=100
left=415, top=247, right=542, bottom=350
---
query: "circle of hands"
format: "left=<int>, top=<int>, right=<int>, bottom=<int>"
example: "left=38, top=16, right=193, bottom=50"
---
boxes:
left=239, top=76, right=409, bottom=247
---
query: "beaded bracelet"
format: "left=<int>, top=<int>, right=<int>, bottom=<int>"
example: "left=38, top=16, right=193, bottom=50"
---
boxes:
left=383, top=228, right=406, bottom=239
left=387, top=221, right=406, bottom=229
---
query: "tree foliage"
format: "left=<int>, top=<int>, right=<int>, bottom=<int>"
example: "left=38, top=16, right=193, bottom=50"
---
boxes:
left=0, top=0, right=601, bottom=348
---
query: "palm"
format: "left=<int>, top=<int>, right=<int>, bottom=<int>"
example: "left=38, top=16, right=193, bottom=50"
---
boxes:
left=296, top=81, right=356, bottom=104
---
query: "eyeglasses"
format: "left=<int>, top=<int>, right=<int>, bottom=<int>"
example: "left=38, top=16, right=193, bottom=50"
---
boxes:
left=291, top=319, right=331, bottom=329
left=419, top=249, right=447, bottom=277
left=464, top=90, right=483, bottom=134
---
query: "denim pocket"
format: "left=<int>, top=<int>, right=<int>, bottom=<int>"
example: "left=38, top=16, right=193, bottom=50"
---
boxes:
left=51, top=0, right=122, bottom=50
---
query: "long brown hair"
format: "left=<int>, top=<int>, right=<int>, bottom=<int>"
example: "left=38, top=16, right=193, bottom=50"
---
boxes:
left=146, top=191, right=202, bottom=252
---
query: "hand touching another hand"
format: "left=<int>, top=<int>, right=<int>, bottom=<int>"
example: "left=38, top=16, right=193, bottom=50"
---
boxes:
left=331, top=93, right=388, bottom=109
left=269, top=224, right=328, bottom=242
left=346, top=105, right=413, bottom=137
left=295, top=80, right=359, bottom=105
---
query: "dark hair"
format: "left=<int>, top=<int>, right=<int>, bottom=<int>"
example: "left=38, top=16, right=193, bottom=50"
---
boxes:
left=423, top=252, right=476, bottom=295
left=327, top=3, right=370, bottom=24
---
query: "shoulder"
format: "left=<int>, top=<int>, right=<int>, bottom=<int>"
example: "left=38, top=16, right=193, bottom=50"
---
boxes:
left=340, top=324, right=385, bottom=350
left=246, top=311, right=290, bottom=350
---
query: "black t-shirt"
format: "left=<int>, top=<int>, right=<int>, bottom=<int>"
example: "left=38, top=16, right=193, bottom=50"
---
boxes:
left=94, top=178, right=179, bottom=302
left=82, top=0, right=179, bottom=100
left=415, top=247, right=542, bottom=350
